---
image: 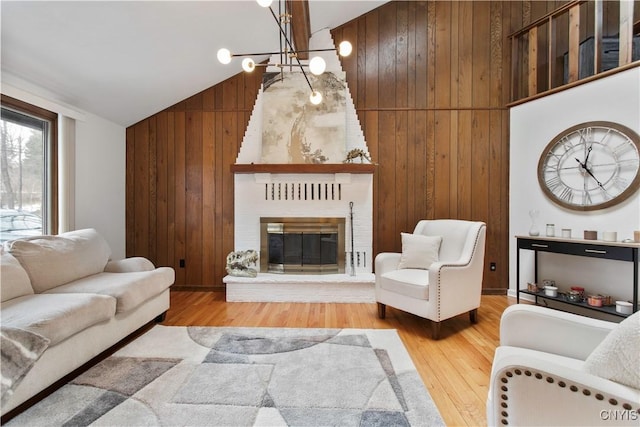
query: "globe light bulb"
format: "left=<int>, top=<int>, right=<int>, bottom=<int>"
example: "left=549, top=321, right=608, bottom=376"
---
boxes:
left=217, top=48, right=232, bottom=65
left=256, top=0, right=273, bottom=7
left=309, top=90, right=323, bottom=105
left=242, top=58, right=256, bottom=72
left=308, top=56, right=326, bottom=76
left=338, top=41, right=353, bottom=57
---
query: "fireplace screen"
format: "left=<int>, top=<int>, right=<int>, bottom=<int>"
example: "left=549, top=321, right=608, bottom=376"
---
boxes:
left=260, top=217, right=345, bottom=274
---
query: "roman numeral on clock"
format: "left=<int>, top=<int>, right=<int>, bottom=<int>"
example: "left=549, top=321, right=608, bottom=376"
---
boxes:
left=557, top=185, right=573, bottom=203
left=545, top=175, right=561, bottom=192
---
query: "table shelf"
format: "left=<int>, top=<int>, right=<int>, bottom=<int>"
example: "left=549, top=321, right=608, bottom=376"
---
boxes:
left=516, top=236, right=639, bottom=318
left=519, top=289, right=631, bottom=318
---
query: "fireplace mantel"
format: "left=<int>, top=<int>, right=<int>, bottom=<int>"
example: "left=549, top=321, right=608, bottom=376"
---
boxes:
left=231, top=163, right=375, bottom=174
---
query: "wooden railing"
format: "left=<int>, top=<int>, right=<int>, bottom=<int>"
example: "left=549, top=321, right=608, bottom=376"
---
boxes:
left=509, top=0, right=639, bottom=104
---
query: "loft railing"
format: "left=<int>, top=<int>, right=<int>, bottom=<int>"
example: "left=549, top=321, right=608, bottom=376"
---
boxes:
left=509, top=0, right=640, bottom=104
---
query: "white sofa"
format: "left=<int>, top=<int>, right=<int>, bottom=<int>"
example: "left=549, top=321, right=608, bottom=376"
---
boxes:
left=487, top=305, right=640, bottom=426
left=0, top=228, right=174, bottom=415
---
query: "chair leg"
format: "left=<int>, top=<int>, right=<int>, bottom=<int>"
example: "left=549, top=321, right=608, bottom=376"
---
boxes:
left=377, top=303, right=386, bottom=319
left=469, top=308, right=478, bottom=324
left=431, top=321, right=441, bottom=340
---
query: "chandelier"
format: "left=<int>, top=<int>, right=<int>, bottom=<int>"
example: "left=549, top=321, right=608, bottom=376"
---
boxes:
left=216, top=0, right=352, bottom=105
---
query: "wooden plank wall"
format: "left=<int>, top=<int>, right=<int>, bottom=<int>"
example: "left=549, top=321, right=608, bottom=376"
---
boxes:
left=126, top=71, right=264, bottom=290
left=126, top=1, right=564, bottom=292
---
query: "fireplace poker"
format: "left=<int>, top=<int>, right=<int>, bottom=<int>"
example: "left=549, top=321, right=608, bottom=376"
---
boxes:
left=349, top=201, right=355, bottom=276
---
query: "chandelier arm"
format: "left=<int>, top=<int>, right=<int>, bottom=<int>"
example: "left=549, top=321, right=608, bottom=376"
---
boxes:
left=267, top=5, right=314, bottom=93
left=231, top=48, right=334, bottom=58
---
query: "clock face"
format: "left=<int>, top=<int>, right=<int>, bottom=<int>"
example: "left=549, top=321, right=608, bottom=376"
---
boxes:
left=537, top=121, right=640, bottom=211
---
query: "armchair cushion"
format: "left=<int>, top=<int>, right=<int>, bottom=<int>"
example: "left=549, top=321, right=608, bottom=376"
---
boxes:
left=380, top=269, right=430, bottom=300
left=398, top=233, right=442, bottom=270
left=583, top=311, right=640, bottom=389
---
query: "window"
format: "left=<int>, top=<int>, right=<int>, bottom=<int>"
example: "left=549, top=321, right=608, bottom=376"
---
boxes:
left=0, top=95, right=57, bottom=242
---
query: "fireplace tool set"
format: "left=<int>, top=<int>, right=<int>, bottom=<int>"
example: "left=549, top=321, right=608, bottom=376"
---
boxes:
left=349, top=201, right=356, bottom=276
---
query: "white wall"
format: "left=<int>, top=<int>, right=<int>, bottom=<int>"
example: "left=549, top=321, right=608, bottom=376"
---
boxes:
left=509, top=68, right=640, bottom=311
left=2, top=76, right=127, bottom=259
left=74, top=113, right=126, bottom=259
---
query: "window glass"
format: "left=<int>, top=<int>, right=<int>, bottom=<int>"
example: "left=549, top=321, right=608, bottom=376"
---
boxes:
left=0, top=101, right=56, bottom=242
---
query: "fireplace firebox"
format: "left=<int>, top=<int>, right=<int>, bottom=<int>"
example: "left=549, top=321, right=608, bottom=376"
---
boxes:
left=260, top=217, right=345, bottom=274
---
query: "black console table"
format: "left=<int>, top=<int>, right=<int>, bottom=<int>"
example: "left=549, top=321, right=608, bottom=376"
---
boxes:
left=516, top=236, right=639, bottom=317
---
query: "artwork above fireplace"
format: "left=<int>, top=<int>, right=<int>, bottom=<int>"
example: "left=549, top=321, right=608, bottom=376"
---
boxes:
left=260, top=217, right=345, bottom=274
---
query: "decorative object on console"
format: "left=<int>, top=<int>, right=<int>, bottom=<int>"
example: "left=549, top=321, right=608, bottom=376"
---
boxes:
left=602, top=231, right=617, bottom=242
left=528, top=209, right=540, bottom=236
left=225, top=250, right=259, bottom=277
left=537, top=121, right=640, bottom=211
left=561, top=228, right=571, bottom=238
left=216, top=0, right=352, bottom=105
left=545, top=223, right=555, bottom=237
left=587, top=294, right=604, bottom=307
left=616, top=300, right=633, bottom=315
left=566, top=290, right=582, bottom=302
left=584, top=230, right=597, bottom=240
left=544, top=285, right=558, bottom=297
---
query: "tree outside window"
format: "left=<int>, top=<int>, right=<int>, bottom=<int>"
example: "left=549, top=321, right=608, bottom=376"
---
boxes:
left=0, top=97, right=57, bottom=242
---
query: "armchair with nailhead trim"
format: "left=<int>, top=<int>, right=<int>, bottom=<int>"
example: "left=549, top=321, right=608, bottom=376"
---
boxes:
left=375, top=220, right=486, bottom=340
left=487, top=305, right=640, bottom=426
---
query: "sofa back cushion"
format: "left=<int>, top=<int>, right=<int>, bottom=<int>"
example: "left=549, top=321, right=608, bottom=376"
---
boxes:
left=6, top=228, right=111, bottom=293
left=0, top=251, right=34, bottom=302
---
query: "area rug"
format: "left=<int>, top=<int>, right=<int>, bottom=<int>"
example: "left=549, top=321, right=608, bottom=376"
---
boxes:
left=7, top=326, right=444, bottom=426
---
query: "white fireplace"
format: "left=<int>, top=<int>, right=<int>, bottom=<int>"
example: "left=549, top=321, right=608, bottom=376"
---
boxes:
left=223, top=29, right=375, bottom=302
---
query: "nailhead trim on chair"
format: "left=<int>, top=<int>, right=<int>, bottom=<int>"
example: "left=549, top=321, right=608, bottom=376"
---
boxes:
left=434, top=223, right=485, bottom=323
left=497, top=368, right=640, bottom=426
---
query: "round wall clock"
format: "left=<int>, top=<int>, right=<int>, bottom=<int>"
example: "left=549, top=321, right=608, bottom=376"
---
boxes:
left=537, top=121, right=640, bottom=211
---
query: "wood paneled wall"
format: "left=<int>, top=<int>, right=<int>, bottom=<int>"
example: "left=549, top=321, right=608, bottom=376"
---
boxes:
left=126, top=71, right=264, bottom=289
left=126, top=1, right=565, bottom=292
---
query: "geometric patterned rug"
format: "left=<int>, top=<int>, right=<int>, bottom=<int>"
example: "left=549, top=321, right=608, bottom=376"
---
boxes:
left=6, top=326, right=445, bottom=426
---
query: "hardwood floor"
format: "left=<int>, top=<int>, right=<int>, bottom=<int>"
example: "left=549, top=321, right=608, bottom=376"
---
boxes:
left=162, top=292, right=517, bottom=426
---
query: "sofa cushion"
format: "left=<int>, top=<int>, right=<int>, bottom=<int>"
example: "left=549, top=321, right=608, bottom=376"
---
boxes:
left=0, top=252, right=34, bottom=303
left=582, top=310, right=640, bottom=389
left=398, top=233, right=442, bottom=270
left=0, top=293, right=116, bottom=346
left=6, top=228, right=111, bottom=293
left=46, top=267, right=174, bottom=313
left=380, top=269, right=430, bottom=300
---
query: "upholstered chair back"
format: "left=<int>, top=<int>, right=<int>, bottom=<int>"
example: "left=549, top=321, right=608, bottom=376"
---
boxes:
left=413, top=219, right=481, bottom=263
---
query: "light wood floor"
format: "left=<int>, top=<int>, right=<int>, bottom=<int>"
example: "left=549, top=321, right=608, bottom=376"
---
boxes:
left=162, top=292, right=517, bottom=426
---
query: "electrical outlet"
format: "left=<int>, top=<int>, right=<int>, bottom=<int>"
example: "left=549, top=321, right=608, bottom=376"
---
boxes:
left=179, top=259, right=185, bottom=268
left=490, top=262, right=496, bottom=271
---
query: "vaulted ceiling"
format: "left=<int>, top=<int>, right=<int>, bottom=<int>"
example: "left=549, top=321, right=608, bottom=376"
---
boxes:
left=1, top=1, right=387, bottom=127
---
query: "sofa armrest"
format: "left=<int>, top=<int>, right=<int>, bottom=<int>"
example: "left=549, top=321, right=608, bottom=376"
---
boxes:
left=487, top=347, right=640, bottom=427
left=104, top=257, right=155, bottom=273
left=374, top=252, right=401, bottom=275
left=500, top=305, right=616, bottom=361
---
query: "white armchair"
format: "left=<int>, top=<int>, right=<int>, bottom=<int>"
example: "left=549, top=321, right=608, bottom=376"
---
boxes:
left=487, top=305, right=640, bottom=426
left=375, top=219, right=486, bottom=339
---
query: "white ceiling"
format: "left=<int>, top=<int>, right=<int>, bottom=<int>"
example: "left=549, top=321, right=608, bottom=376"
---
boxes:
left=1, top=0, right=387, bottom=127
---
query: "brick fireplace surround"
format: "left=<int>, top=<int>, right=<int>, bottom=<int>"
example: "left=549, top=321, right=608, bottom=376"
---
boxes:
left=223, top=29, right=375, bottom=302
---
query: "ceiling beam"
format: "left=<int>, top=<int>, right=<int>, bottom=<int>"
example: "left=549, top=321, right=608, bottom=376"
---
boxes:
left=288, top=0, right=311, bottom=60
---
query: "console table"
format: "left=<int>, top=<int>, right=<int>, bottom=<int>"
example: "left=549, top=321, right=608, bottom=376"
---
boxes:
left=516, top=235, right=639, bottom=317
